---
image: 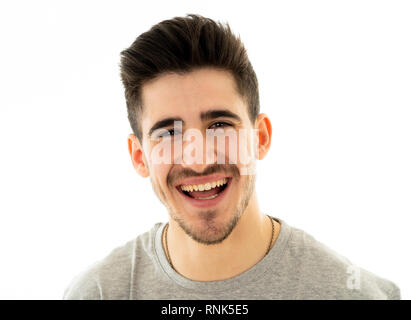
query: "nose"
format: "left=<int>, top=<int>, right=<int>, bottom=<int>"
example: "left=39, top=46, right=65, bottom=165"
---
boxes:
left=177, top=128, right=212, bottom=172
left=178, top=128, right=238, bottom=171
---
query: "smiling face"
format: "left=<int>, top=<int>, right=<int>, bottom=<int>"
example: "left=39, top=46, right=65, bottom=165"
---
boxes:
left=128, top=67, right=270, bottom=245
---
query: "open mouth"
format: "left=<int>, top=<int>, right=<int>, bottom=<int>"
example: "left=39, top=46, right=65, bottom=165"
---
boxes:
left=176, top=177, right=232, bottom=207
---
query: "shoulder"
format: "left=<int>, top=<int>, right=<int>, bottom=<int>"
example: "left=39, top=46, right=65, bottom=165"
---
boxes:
left=63, top=224, right=161, bottom=300
left=284, top=224, right=401, bottom=299
left=63, top=260, right=103, bottom=300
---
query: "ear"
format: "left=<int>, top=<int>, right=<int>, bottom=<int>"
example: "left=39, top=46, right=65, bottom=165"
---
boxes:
left=255, top=113, right=272, bottom=160
left=128, top=134, right=150, bottom=178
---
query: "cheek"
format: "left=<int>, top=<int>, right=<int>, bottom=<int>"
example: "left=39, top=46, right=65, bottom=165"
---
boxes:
left=148, top=139, right=174, bottom=166
left=150, top=164, right=173, bottom=194
left=217, top=128, right=257, bottom=175
left=237, top=129, right=258, bottom=175
left=145, top=143, right=173, bottom=178
left=205, top=128, right=242, bottom=165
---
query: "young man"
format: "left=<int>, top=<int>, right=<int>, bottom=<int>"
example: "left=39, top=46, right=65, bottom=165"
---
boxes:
left=63, top=14, right=400, bottom=299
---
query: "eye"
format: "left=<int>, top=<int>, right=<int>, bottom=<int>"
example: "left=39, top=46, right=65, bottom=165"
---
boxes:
left=156, top=128, right=182, bottom=139
left=161, top=129, right=175, bottom=137
left=209, top=121, right=232, bottom=129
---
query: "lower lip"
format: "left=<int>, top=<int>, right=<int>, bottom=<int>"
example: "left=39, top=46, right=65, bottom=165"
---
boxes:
left=176, top=178, right=232, bottom=208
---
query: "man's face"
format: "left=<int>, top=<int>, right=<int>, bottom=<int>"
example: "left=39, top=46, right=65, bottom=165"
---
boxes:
left=134, top=68, right=260, bottom=245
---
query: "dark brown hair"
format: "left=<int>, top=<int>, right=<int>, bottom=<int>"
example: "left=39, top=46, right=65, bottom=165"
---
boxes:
left=120, top=14, right=260, bottom=142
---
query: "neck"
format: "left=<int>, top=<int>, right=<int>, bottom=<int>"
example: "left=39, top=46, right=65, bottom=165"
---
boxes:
left=164, top=193, right=277, bottom=281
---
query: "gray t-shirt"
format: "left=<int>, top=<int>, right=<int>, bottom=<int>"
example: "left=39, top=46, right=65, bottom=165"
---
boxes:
left=63, top=217, right=401, bottom=299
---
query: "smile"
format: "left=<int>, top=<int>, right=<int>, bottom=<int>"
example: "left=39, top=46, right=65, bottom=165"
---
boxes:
left=175, top=176, right=232, bottom=208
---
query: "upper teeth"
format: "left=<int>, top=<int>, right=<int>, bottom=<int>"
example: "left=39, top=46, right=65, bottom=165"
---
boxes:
left=181, top=178, right=228, bottom=192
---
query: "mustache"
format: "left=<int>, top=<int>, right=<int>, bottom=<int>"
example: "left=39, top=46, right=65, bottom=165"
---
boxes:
left=167, top=164, right=240, bottom=187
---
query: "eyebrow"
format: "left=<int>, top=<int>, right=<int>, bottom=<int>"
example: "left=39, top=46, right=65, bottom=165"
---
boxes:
left=200, top=109, right=242, bottom=123
left=147, top=109, right=242, bottom=137
left=148, top=117, right=184, bottom=137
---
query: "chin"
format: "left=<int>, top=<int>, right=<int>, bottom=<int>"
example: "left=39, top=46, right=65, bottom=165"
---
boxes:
left=172, top=205, right=242, bottom=245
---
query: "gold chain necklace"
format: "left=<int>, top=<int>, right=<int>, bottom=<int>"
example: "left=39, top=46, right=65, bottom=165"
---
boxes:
left=163, top=215, right=275, bottom=271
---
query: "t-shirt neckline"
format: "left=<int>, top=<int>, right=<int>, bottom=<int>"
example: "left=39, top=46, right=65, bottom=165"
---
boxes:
left=153, top=215, right=292, bottom=293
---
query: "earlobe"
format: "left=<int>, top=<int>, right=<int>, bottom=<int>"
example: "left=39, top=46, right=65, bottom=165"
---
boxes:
left=255, top=113, right=272, bottom=160
left=128, top=134, right=150, bottom=178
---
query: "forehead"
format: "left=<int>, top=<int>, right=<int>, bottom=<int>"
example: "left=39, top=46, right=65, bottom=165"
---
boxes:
left=140, top=68, right=248, bottom=132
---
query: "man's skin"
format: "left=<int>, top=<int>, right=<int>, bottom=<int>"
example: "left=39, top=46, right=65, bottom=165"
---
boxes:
left=128, top=67, right=280, bottom=282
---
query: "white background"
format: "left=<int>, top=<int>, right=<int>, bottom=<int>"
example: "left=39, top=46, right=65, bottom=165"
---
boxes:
left=0, top=0, right=410, bottom=299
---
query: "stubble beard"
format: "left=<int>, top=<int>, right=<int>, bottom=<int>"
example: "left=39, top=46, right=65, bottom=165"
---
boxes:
left=151, top=173, right=256, bottom=245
